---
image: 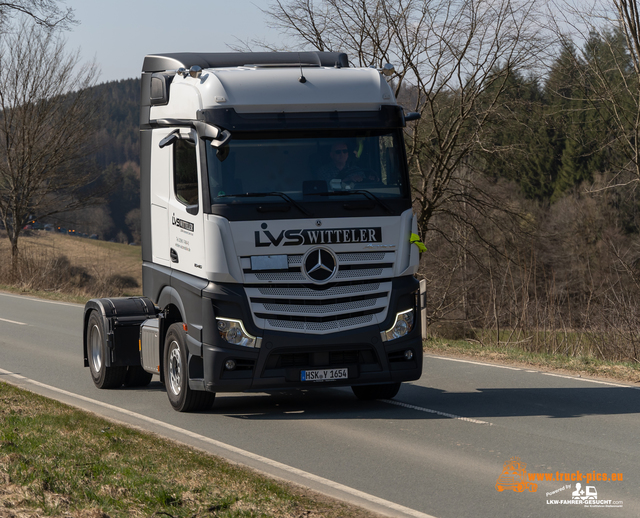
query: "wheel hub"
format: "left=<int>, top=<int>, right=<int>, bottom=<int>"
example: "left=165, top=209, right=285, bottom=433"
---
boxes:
left=168, top=341, right=182, bottom=396
left=89, top=324, right=102, bottom=372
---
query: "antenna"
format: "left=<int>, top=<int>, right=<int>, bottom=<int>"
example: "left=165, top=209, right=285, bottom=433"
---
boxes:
left=298, top=53, right=307, bottom=83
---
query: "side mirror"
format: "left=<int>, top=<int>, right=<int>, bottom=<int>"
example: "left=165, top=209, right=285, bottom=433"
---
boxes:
left=216, top=145, right=230, bottom=162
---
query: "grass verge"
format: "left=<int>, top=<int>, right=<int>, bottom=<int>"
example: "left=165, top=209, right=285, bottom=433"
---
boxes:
left=0, top=382, right=376, bottom=518
left=423, top=337, right=640, bottom=385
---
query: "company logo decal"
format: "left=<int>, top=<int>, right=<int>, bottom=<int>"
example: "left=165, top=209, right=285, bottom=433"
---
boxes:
left=303, top=248, right=337, bottom=283
left=255, top=223, right=381, bottom=247
left=172, top=214, right=194, bottom=232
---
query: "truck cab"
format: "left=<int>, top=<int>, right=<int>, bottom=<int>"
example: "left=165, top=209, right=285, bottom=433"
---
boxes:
left=83, top=51, right=423, bottom=411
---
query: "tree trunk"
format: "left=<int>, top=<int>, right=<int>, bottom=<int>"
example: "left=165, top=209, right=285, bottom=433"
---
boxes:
left=9, top=234, right=20, bottom=280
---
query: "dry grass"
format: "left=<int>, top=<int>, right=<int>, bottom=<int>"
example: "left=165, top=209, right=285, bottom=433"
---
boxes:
left=423, top=337, right=640, bottom=385
left=0, top=232, right=142, bottom=301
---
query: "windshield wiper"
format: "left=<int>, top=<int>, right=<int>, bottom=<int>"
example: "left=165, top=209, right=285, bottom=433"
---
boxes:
left=219, top=192, right=312, bottom=216
left=313, top=190, right=394, bottom=214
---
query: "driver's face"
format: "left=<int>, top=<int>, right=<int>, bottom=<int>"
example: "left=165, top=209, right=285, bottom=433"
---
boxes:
left=330, top=144, right=349, bottom=170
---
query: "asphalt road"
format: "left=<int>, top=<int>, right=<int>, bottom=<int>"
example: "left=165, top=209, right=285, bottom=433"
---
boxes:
left=1, top=291, right=639, bottom=518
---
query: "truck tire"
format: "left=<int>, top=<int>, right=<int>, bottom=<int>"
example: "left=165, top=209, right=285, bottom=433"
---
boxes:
left=86, top=311, right=127, bottom=389
left=351, top=382, right=401, bottom=400
left=124, top=366, right=153, bottom=387
left=164, top=323, right=215, bottom=412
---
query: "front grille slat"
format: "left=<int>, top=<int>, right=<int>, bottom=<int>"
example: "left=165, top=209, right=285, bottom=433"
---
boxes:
left=258, top=297, right=384, bottom=316
left=252, top=282, right=383, bottom=298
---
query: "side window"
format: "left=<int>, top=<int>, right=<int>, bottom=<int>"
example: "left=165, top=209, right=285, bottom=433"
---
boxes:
left=173, top=139, right=198, bottom=206
left=379, top=135, right=399, bottom=185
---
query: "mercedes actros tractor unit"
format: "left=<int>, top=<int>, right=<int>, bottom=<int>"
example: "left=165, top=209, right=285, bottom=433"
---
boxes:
left=82, top=51, right=423, bottom=411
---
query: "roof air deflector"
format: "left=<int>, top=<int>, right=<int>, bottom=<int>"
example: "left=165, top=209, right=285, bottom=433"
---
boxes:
left=142, top=52, right=349, bottom=72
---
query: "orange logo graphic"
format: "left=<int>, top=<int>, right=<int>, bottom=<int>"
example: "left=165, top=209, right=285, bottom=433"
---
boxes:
left=495, top=457, right=538, bottom=493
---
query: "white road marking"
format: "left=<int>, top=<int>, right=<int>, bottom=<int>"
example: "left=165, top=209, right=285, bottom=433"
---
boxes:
left=0, top=317, right=27, bottom=326
left=383, top=399, right=492, bottom=426
left=426, top=355, right=521, bottom=370
left=0, top=368, right=436, bottom=518
left=0, top=291, right=80, bottom=307
left=540, top=371, right=640, bottom=389
left=427, top=353, right=640, bottom=390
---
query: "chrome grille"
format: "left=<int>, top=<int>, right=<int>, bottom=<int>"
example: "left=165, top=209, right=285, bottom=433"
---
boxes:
left=243, top=251, right=396, bottom=334
left=267, top=314, right=375, bottom=332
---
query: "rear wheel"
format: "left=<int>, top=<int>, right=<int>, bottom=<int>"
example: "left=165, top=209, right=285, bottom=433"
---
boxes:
left=164, top=323, right=215, bottom=412
left=86, top=311, right=126, bottom=389
left=124, top=366, right=153, bottom=387
left=352, top=382, right=401, bottom=400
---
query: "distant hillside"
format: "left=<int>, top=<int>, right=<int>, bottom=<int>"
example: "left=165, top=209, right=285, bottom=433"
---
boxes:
left=58, top=78, right=142, bottom=243
left=93, top=78, right=140, bottom=168
left=0, top=231, right=142, bottom=300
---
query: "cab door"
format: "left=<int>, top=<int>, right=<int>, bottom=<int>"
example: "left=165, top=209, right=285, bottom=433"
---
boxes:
left=167, top=128, right=205, bottom=278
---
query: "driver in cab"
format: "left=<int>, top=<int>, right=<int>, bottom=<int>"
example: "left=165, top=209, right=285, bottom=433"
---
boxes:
left=318, top=141, right=379, bottom=185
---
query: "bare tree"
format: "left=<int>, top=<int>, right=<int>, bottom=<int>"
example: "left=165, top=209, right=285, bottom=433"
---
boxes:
left=547, top=0, right=640, bottom=188
left=0, top=21, right=101, bottom=271
left=251, top=0, right=546, bottom=238
left=0, top=0, right=75, bottom=30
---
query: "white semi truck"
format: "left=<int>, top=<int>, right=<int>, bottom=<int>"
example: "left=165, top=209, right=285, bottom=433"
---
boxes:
left=82, top=51, right=423, bottom=412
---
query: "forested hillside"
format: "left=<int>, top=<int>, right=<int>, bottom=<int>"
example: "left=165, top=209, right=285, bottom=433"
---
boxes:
left=58, top=78, right=141, bottom=243
left=479, top=40, right=627, bottom=202
left=418, top=27, right=640, bottom=361
left=94, top=79, right=140, bottom=168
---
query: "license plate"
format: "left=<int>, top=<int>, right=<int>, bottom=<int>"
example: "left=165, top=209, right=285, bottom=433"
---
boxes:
left=301, top=368, right=348, bottom=382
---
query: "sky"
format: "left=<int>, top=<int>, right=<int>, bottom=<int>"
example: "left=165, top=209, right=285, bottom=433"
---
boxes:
left=62, top=0, right=286, bottom=83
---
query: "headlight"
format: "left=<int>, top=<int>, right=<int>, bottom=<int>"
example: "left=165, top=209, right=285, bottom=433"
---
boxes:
left=216, top=317, right=261, bottom=348
left=382, top=309, right=415, bottom=341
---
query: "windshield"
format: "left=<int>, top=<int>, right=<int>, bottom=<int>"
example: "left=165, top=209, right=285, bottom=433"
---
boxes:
left=206, top=129, right=408, bottom=205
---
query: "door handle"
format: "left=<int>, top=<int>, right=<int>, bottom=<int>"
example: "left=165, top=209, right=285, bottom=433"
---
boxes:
left=170, top=248, right=179, bottom=263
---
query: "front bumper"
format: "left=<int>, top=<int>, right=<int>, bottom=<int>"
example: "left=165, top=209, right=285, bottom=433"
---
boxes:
left=199, top=276, right=422, bottom=392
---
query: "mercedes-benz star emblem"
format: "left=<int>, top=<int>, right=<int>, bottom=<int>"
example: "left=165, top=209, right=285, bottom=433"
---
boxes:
left=303, top=248, right=337, bottom=283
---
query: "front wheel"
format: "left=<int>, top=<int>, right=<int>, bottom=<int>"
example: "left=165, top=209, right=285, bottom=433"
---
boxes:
left=86, top=311, right=126, bottom=389
left=164, top=323, right=215, bottom=412
left=351, top=382, right=401, bottom=400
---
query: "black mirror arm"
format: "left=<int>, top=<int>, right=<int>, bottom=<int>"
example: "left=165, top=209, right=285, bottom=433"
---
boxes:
left=404, top=112, right=421, bottom=122
left=158, top=130, right=180, bottom=148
